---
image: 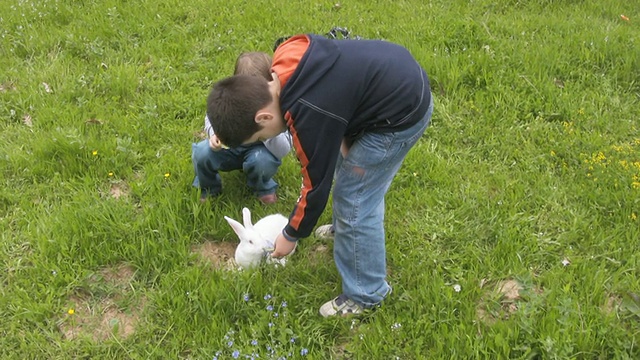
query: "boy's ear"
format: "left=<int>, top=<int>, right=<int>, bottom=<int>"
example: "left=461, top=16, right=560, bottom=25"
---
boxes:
left=255, top=111, right=274, bottom=124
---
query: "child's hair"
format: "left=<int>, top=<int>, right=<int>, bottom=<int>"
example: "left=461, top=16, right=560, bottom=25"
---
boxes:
left=206, top=52, right=273, bottom=147
left=206, top=75, right=272, bottom=148
left=234, top=52, right=273, bottom=80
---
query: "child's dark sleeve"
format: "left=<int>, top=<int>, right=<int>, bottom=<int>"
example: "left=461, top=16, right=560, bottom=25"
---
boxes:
left=283, top=106, right=346, bottom=239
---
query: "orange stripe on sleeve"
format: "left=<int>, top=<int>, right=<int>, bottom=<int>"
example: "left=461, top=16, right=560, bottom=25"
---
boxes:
left=285, top=111, right=311, bottom=230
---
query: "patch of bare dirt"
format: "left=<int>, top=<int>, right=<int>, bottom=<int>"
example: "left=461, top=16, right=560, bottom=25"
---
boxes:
left=98, top=180, right=131, bottom=200
left=60, top=296, right=141, bottom=341
left=497, top=279, right=523, bottom=301
left=192, top=241, right=237, bottom=270
left=307, top=243, right=331, bottom=266
left=331, top=341, right=352, bottom=359
left=602, top=294, right=621, bottom=314
left=476, top=279, right=540, bottom=325
left=60, top=263, right=143, bottom=341
left=109, top=181, right=130, bottom=199
left=97, top=263, right=136, bottom=289
left=0, top=82, right=17, bottom=92
left=312, top=244, right=329, bottom=253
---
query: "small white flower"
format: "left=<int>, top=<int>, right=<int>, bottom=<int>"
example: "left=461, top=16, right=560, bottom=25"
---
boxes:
left=453, top=284, right=462, bottom=292
left=561, top=258, right=571, bottom=267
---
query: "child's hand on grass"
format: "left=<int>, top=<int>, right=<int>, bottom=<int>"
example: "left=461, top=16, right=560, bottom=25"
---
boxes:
left=208, top=135, right=227, bottom=151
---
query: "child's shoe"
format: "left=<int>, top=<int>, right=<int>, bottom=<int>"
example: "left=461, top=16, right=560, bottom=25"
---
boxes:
left=258, top=193, right=277, bottom=205
left=199, top=189, right=221, bottom=203
left=314, top=224, right=334, bottom=239
left=319, top=294, right=363, bottom=317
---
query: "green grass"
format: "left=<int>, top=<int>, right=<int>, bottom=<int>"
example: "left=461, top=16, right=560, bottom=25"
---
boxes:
left=1, top=0, right=639, bottom=358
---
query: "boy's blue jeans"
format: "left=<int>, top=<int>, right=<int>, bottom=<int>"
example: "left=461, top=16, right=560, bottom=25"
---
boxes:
left=191, top=140, right=280, bottom=197
left=332, top=96, right=433, bottom=307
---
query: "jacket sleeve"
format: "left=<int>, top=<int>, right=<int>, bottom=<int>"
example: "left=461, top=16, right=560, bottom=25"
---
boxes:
left=204, top=115, right=215, bottom=137
left=263, top=132, right=292, bottom=160
left=283, top=104, right=346, bottom=239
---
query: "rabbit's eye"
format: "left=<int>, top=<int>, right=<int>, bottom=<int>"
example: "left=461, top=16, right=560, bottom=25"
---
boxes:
left=249, top=240, right=253, bottom=244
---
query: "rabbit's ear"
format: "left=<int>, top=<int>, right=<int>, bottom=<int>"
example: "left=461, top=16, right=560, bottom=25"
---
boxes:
left=242, top=207, right=254, bottom=230
left=224, top=216, right=246, bottom=240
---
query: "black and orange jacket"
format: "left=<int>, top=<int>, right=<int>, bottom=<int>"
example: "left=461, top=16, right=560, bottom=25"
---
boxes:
left=272, top=34, right=431, bottom=239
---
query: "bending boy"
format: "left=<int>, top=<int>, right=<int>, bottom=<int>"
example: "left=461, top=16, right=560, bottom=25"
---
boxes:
left=207, top=35, right=433, bottom=316
left=192, top=52, right=291, bottom=204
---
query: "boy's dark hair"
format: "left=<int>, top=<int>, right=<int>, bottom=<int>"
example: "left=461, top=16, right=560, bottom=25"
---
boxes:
left=234, top=52, right=273, bottom=80
left=206, top=75, right=272, bottom=147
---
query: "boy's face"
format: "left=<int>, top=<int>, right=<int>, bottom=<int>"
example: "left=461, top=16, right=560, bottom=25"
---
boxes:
left=243, top=76, right=286, bottom=144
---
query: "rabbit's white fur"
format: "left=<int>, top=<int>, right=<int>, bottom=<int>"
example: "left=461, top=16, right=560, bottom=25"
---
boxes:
left=224, top=207, right=289, bottom=269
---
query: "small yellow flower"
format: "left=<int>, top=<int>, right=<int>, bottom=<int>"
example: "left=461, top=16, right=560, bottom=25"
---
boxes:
left=108, top=172, right=114, bottom=177
left=550, top=150, right=556, bottom=156
left=164, top=172, right=171, bottom=178
left=92, top=150, right=98, bottom=156
left=631, top=213, right=637, bottom=221
left=68, top=308, right=75, bottom=315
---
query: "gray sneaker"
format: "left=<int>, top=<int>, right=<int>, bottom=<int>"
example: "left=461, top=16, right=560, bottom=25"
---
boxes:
left=319, top=294, right=363, bottom=317
left=314, top=224, right=334, bottom=239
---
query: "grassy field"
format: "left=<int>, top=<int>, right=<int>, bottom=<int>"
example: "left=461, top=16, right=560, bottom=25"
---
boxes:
left=1, top=0, right=639, bottom=358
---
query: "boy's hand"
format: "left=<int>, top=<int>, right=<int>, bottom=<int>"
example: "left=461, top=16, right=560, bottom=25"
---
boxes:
left=271, top=233, right=297, bottom=258
left=208, top=135, right=225, bottom=151
left=340, top=138, right=351, bottom=157
left=270, top=72, right=281, bottom=97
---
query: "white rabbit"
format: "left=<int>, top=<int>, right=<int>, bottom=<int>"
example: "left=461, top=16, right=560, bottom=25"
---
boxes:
left=224, top=207, right=290, bottom=269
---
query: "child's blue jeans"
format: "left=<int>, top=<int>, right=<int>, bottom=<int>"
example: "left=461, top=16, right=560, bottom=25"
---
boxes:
left=191, top=140, right=280, bottom=197
left=332, top=96, right=433, bottom=307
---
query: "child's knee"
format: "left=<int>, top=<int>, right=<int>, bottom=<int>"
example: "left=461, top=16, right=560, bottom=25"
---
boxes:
left=244, top=149, right=280, bottom=173
left=192, top=140, right=213, bottom=164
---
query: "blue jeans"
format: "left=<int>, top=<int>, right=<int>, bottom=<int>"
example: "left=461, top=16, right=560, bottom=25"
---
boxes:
left=191, top=140, right=280, bottom=197
left=332, top=96, right=433, bottom=307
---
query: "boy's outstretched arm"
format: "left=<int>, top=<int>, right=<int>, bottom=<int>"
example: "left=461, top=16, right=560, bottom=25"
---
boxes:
left=271, top=233, right=297, bottom=257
